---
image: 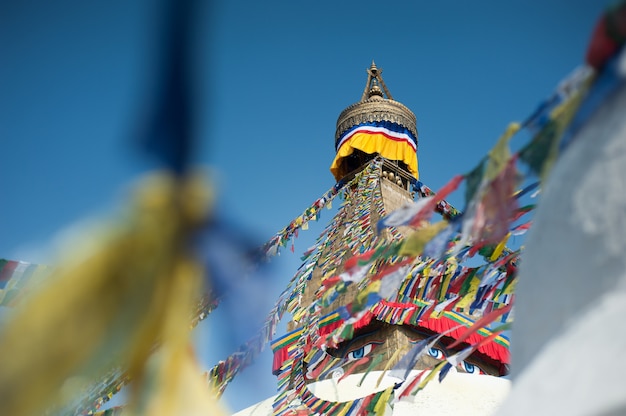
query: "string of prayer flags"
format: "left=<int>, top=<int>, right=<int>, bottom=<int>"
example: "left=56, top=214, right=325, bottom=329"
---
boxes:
left=411, top=175, right=464, bottom=227
left=447, top=304, right=513, bottom=350
left=413, top=181, right=462, bottom=220
left=378, top=175, right=463, bottom=233
left=205, top=161, right=390, bottom=395
left=261, top=179, right=349, bottom=259
left=265, top=158, right=383, bottom=263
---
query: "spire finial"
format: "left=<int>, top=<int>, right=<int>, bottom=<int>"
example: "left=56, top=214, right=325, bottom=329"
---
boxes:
left=370, top=60, right=378, bottom=73
left=361, top=61, right=393, bottom=101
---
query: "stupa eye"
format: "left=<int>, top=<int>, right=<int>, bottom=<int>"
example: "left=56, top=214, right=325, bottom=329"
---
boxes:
left=460, top=361, right=485, bottom=375
left=427, top=347, right=445, bottom=360
left=346, top=343, right=376, bottom=361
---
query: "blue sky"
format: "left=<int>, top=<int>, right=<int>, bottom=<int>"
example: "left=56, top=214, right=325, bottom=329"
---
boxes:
left=0, top=0, right=607, bottom=412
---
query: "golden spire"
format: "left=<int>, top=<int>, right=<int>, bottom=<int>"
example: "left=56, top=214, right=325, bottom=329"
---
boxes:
left=361, top=61, right=393, bottom=101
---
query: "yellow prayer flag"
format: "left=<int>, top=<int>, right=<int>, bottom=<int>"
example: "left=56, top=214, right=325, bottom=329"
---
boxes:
left=413, top=361, right=448, bottom=396
left=373, top=387, right=394, bottom=415
left=485, top=122, right=520, bottom=181
left=455, top=275, right=481, bottom=310
left=437, top=258, right=458, bottom=302
left=399, top=221, right=448, bottom=257
left=335, top=402, right=351, bottom=416
left=489, top=233, right=510, bottom=261
left=502, top=280, right=517, bottom=296
left=376, top=348, right=404, bottom=388
left=357, top=280, right=381, bottom=306
left=537, top=90, right=586, bottom=182
left=292, top=308, right=306, bottom=323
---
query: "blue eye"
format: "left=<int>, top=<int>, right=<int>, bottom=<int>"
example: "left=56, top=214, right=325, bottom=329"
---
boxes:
left=428, top=348, right=444, bottom=360
left=460, top=361, right=484, bottom=375
left=346, top=343, right=374, bottom=361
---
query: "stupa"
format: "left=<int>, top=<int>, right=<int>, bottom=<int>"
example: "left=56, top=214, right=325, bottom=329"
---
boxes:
left=257, top=63, right=511, bottom=415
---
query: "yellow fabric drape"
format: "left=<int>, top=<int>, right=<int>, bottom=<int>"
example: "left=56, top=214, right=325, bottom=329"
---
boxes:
left=330, top=132, right=418, bottom=180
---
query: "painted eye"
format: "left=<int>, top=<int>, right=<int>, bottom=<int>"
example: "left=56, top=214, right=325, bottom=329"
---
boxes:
left=460, top=361, right=485, bottom=375
left=346, top=343, right=375, bottom=361
left=428, top=347, right=444, bottom=360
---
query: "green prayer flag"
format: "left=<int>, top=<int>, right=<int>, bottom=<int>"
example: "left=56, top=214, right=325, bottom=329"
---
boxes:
left=519, top=120, right=560, bottom=180
left=464, top=158, right=486, bottom=205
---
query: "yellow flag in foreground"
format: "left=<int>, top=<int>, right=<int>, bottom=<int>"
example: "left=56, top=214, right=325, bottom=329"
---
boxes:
left=0, top=172, right=224, bottom=416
